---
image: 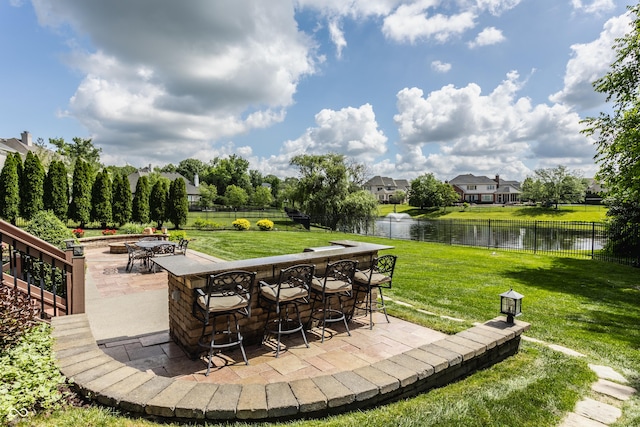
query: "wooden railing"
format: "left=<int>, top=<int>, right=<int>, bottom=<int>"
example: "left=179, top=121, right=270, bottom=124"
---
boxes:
left=0, top=220, right=85, bottom=319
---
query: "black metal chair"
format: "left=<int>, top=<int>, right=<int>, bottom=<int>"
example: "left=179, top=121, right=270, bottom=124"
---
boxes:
left=352, top=254, right=397, bottom=329
left=124, top=242, right=150, bottom=272
left=259, top=264, right=314, bottom=357
left=309, top=259, right=358, bottom=342
left=192, top=270, right=256, bottom=376
left=174, top=238, right=189, bottom=255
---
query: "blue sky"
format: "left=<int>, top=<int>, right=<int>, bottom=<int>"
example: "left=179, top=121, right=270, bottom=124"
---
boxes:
left=1, top=0, right=634, bottom=181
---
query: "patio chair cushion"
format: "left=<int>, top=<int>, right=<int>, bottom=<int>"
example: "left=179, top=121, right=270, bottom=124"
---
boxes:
left=197, top=294, right=248, bottom=313
left=354, top=269, right=392, bottom=286
left=260, top=283, right=308, bottom=302
left=311, top=277, right=352, bottom=293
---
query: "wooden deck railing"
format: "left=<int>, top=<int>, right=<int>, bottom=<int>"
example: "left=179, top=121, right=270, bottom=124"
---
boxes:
left=0, top=220, right=85, bottom=319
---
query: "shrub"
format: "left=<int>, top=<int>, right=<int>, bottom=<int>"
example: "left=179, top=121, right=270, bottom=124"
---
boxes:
left=193, top=218, right=223, bottom=230
left=0, top=323, right=68, bottom=424
left=256, top=219, right=274, bottom=231
left=101, top=228, right=117, bottom=235
left=0, top=286, right=39, bottom=353
left=232, top=218, right=250, bottom=231
left=72, top=228, right=84, bottom=238
left=168, top=230, right=187, bottom=242
left=24, top=210, right=74, bottom=250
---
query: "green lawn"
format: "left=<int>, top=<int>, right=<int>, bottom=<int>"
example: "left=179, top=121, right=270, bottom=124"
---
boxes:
left=26, top=229, right=640, bottom=426
left=378, top=203, right=608, bottom=222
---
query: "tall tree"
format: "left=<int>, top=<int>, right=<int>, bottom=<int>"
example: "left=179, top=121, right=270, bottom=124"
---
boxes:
left=582, top=4, right=640, bottom=257
left=521, top=166, right=587, bottom=209
left=20, top=151, right=45, bottom=220
left=251, top=185, right=273, bottom=208
left=43, top=160, right=69, bottom=221
left=112, top=173, right=132, bottom=226
left=176, top=158, right=207, bottom=184
left=263, top=174, right=282, bottom=206
left=408, top=173, right=458, bottom=209
left=168, top=178, right=189, bottom=229
left=91, top=170, right=112, bottom=228
left=49, top=137, right=102, bottom=171
left=149, top=178, right=170, bottom=228
left=132, top=175, right=151, bottom=223
left=224, top=184, right=249, bottom=208
left=69, top=159, right=93, bottom=227
left=197, top=182, right=217, bottom=210
left=205, top=154, right=252, bottom=195
left=0, top=153, right=20, bottom=224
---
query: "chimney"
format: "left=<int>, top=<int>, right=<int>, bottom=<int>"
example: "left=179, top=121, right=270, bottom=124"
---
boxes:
left=21, top=131, right=32, bottom=147
left=495, top=174, right=500, bottom=188
left=194, top=173, right=199, bottom=187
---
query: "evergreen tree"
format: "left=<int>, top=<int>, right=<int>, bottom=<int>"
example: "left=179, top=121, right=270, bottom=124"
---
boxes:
left=43, top=160, right=69, bottom=221
left=0, top=154, right=20, bottom=224
left=149, top=178, right=169, bottom=228
left=69, top=159, right=93, bottom=227
left=112, top=173, right=132, bottom=226
left=20, top=151, right=45, bottom=220
left=132, top=175, right=151, bottom=223
left=91, top=170, right=112, bottom=228
left=168, top=178, right=189, bottom=229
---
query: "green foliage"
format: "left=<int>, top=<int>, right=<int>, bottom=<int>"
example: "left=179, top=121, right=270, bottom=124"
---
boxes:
left=43, top=160, right=69, bottom=222
left=0, top=287, right=39, bottom=353
left=168, top=178, right=189, bottom=229
left=197, top=182, right=217, bottom=210
left=69, top=159, right=93, bottom=227
left=25, top=210, right=74, bottom=249
left=252, top=185, right=273, bottom=208
left=232, top=218, right=250, bottom=230
left=90, top=169, right=112, bottom=227
left=167, top=230, right=187, bottom=241
left=49, top=136, right=102, bottom=172
left=409, top=173, right=458, bottom=208
left=132, top=175, right=151, bottom=223
left=225, top=184, right=249, bottom=208
left=20, top=151, right=45, bottom=220
left=205, top=154, right=252, bottom=195
left=149, top=178, right=169, bottom=228
left=256, top=218, right=274, bottom=230
left=111, top=173, right=132, bottom=226
left=0, top=152, right=21, bottom=224
left=193, top=218, right=223, bottom=230
left=118, top=223, right=146, bottom=234
left=0, top=323, right=68, bottom=425
left=176, top=158, right=207, bottom=184
left=338, top=190, right=379, bottom=233
left=521, top=165, right=587, bottom=208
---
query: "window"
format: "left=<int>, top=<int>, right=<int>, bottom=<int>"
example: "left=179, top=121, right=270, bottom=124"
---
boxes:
left=487, top=185, right=495, bottom=190
left=467, top=185, right=477, bottom=190
left=481, top=195, right=493, bottom=202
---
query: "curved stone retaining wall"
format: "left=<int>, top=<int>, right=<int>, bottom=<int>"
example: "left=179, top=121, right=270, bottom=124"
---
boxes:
left=52, top=314, right=529, bottom=421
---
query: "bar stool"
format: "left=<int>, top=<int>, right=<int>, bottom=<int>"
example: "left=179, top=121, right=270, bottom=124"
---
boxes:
left=259, top=264, right=314, bottom=357
left=352, top=254, right=397, bottom=329
left=309, top=259, right=358, bottom=342
left=192, top=270, right=256, bottom=375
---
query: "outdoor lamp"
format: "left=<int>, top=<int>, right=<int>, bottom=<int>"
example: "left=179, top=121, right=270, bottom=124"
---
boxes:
left=500, top=288, right=523, bottom=323
left=72, top=245, right=85, bottom=257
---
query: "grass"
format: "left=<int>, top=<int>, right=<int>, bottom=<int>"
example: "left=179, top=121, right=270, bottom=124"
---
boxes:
left=27, top=226, right=639, bottom=426
left=378, top=203, right=608, bottom=222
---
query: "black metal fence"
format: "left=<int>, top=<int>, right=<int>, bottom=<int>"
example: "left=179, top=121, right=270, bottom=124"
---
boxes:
left=358, top=217, right=640, bottom=266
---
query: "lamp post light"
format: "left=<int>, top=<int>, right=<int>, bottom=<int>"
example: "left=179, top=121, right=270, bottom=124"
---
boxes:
left=500, top=288, right=523, bottom=324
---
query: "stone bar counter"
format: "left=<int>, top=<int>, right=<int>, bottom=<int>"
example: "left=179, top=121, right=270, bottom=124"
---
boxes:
left=151, top=240, right=393, bottom=358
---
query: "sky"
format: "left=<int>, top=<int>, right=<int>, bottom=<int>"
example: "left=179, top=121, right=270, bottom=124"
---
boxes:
left=0, top=0, right=635, bottom=182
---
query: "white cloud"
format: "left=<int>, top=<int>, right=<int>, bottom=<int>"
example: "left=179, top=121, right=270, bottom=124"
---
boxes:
left=475, top=0, right=523, bottom=16
left=382, top=3, right=476, bottom=43
left=431, top=60, right=452, bottom=73
left=31, top=0, right=317, bottom=166
left=393, top=71, right=597, bottom=181
left=467, top=27, right=506, bottom=48
left=549, top=12, right=631, bottom=109
left=571, top=0, right=615, bottom=15
left=328, top=18, right=347, bottom=58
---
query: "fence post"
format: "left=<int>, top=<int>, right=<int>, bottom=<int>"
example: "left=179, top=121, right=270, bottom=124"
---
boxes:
left=487, top=219, right=491, bottom=249
left=534, top=221, right=538, bottom=254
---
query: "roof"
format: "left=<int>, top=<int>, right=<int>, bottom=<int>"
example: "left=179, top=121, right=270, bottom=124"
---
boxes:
left=449, top=174, right=498, bottom=185
left=364, top=176, right=410, bottom=190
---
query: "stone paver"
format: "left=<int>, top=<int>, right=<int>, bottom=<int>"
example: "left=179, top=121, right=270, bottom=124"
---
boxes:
left=574, top=398, right=622, bottom=425
left=592, top=379, right=636, bottom=401
left=589, top=364, right=628, bottom=383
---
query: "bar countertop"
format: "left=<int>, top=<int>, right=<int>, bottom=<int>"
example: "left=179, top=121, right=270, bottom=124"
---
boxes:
left=151, top=240, right=393, bottom=280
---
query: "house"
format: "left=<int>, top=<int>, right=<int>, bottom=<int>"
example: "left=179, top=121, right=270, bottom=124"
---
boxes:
left=0, top=131, right=35, bottom=167
left=127, top=168, right=201, bottom=209
left=363, top=176, right=410, bottom=203
left=449, top=174, right=521, bottom=204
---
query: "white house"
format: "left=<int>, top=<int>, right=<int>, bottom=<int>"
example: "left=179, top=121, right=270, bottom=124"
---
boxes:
left=363, top=176, right=410, bottom=203
left=449, top=174, right=521, bottom=204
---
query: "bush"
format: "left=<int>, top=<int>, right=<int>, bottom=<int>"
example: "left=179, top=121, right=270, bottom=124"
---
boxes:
left=168, top=230, right=187, bottom=242
left=0, top=287, right=39, bottom=353
left=118, top=223, right=146, bottom=234
left=24, top=210, right=74, bottom=250
left=193, top=218, right=223, bottom=230
left=0, top=323, right=68, bottom=424
left=101, top=228, right=117, bottom=235
left=256, top=219, right=274, bottom=231
left=232, top=218, right=250, bottom=231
